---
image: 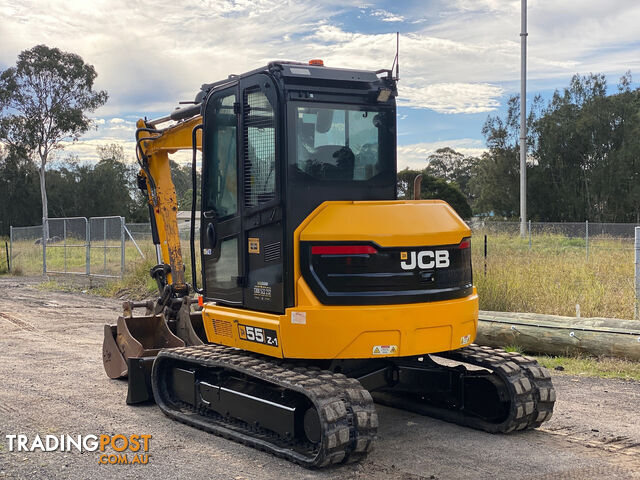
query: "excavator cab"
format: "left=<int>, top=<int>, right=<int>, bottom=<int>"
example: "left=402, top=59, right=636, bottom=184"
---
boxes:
left=199, top=62, right=397, bottom=314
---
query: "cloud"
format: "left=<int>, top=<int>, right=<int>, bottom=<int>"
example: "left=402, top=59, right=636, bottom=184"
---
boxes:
left=397, top=139, right=486, bottom=170
left=370, top=9, right=404, bottom=22
left=2, top=0, right=639, bottom=165
left=398, top=83, right=504, bottom=114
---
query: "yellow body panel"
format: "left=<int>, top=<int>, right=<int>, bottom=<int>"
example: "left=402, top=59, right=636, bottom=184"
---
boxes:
left=201, top=286, right=477, bottom=359
left=202, top=305, right=284, bottom=358
left=201, top=200, right=479, bottom=360
left=299, top=200, right=470, bottom=247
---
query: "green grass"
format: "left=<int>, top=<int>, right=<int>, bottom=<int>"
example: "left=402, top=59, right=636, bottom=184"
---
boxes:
left=535, top=355, right=640, bottom=380
left=472, top=232, right=636, bottom=319
left=503, top=345, right=525, bottom=354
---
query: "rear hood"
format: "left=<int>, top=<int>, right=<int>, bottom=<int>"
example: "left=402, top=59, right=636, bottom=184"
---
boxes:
left=299, top=200, right=470, bottom=247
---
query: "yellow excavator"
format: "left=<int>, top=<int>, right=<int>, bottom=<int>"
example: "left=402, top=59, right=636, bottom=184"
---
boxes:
left=102, top=60, right=555, bottom=467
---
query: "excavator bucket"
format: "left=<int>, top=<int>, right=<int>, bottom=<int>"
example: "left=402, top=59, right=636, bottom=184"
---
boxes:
left=102, top=303, right=185, bottom=380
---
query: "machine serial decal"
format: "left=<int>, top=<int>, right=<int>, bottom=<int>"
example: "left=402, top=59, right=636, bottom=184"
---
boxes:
left=400, top=250, right=450, bottom=270
left=253, top=281, right=272, bottom=301
left=238, top=324, right=278, bottom=347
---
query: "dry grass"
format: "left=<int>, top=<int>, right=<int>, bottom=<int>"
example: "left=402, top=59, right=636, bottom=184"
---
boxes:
left=535, top=355, right=640, bottom=380
left=12, top=231, right=638, bottom=319
left=472, top=233, right=636, bottom=319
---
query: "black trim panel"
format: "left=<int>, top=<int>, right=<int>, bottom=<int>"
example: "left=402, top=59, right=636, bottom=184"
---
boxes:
left=300, top=241, right=473, bottom=306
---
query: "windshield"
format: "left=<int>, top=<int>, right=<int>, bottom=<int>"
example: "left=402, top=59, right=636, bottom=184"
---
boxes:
left=291, top=105, right=394, bottom=181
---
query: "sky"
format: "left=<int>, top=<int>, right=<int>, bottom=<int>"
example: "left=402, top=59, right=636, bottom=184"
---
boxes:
left=1, top=0, right=640, bottom=170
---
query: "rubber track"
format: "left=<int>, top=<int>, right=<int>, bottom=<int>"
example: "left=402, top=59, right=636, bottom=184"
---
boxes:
left=441, top=345, right=555, bottom=430
left=151, top=345, right=377, bottom=468
left=374, top=344, right=555, bottom=433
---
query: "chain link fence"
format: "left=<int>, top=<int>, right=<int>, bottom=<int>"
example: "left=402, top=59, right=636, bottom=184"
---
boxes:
left=470, top=220, right=637, bottom=257
left=8, top=218, right=197, bottom=279
left=8, top=225, right=44, bottom=276
left=470, top=220, right=640, bottom=319
left=125, top=222, right=199, bottom=259
left=88, top=217, right=125, bottom=278
left=9, top=216, right=144, bottom=279
left=45, top=217, right=89, bottom=276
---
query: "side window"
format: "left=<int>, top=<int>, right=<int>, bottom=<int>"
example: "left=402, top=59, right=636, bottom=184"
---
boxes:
left=205, top=93, right=237, bottom=217
left=204, top=237, right=238, bottom=288
left=244, top=89, right=275, bottom=208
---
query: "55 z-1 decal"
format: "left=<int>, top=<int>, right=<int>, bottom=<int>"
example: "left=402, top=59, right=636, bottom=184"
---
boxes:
left=238, top=324, right=278, bottom=347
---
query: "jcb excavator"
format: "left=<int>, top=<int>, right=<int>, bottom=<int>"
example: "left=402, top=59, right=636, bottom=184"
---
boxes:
left=103, top=60, right=555, bottom=467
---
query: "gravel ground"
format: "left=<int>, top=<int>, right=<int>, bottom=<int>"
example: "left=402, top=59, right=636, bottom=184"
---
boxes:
left=0, top=276, right=638, bottom=480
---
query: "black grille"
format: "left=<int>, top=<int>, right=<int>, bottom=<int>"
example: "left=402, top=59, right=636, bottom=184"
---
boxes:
left=243, top=89, right=275, bottom=208
left=264, top=242, right=281, bottom=262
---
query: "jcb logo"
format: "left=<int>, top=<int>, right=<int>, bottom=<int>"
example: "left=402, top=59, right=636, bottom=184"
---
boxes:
left=400, top=250, right=450, bottom=270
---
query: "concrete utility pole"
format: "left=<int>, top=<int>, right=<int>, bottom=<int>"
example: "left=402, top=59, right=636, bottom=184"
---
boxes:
left=519, top=0, right=528, bottom=237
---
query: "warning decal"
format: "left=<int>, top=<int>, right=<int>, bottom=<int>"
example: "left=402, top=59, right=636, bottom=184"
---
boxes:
left=248, top=238, right=260, bottom=254
left=372, top=345, right=398, bottom=355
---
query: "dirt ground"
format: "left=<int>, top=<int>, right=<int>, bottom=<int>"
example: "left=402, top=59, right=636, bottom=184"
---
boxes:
left=0, top=277, right=638, bottom=480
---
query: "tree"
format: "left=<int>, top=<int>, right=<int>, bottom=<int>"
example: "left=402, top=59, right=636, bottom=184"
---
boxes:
left=0, top=145, right=41, bottom=234
left=397, top=167, right=472, bottom=219
left=532, top=73, right=640, bottom=221
left=0, top=45, right=108, bottom=234
left=425, top=147, right=478, bottom=204
left=170, top=160, right=202, bottom=211
left=471, top=94, right=541, bottom=218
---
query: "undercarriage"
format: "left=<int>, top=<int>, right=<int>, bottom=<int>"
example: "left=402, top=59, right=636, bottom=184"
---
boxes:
left=103, top=304, right=555, bottom=468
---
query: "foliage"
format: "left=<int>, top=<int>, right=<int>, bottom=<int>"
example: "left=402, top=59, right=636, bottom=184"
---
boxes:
left=425, top=147, right=478, bottom=205
left=470, top=95, right=540, bottom=218
left=475, top=72, right=640, bottom=222
left=170, top=160, right=201, bottom=211
left=0, top=145, right=42, bottom=232
left=0, top=45, right=108, bottom=228
left=397, top=168, right=473, bottom=218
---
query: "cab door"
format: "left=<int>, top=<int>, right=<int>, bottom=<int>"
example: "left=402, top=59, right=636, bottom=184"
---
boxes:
left=201, top=86, right=243, bottom=305
left=239, top=75, right=284, bottom=313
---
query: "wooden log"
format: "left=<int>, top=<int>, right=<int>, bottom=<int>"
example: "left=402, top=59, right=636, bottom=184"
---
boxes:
left=476, top=310, right=640, bottom=361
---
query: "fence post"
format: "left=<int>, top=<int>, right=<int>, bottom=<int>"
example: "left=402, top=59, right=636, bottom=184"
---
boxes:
left=120, top=217, right=125, bottom=278
left=635, top=226, right=639, bottom=320
left=63, top=219, right=67, bottom=274
left=42, top=219, right=47, bottom=276
left=85, top=218, right=91, bottom=277
left=528, top=220, right=532, bottom=250
left=103, top=218, right=107, bottom=275
left=9, top=226, right=12, bottom=273
left=484, top=234, right=488, bottom=277
left=585, top=220, right=589, bottom=261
